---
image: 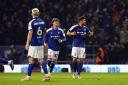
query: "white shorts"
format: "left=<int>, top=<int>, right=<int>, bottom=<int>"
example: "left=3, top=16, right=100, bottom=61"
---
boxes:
left=27, top=46, right=44, bottom=58
left=71, top=47, right=86, bottom=58
left=48, top=49, right=59, bottom=60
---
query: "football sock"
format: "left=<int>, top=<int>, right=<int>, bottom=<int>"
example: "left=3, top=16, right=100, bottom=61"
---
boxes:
left=41, top=62, right=48, bottom=74
left=27, top=63, right=34, bottom=76
left=72, top=61, right=77, bottom=73
left=77, top=62, right=83, bottom=75
left=50, top=61, right=55, bottom=72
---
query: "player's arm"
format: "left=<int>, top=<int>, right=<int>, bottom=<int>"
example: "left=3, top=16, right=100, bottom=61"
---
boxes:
left=87, top=28, right=93, bottom=37
left=44, top=30, right=49, bottom=48
left=67, top=31, right=76, bottom=36
left=25, top=30, right=32, bottom=50
left=25, top=21, right=33, bottom=50
left=58, top=29, right=66, bottom=43
left=88, top=31, right=93, bottom=37
left=67, top=25, right=76, bottom=36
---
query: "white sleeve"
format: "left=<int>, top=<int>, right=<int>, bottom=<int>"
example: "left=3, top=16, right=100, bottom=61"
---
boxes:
left=61, top=29, right=66, bottom=37
left=28, top=21, right=33, bottom=30
left=58, top=28, right=66, bottom=37
left=69, top=25, right=77, bottom=32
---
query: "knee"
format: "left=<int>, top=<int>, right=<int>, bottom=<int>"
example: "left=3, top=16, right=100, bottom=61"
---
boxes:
left=38, top=58, right=45, bottom=64
left=79, top=58, right=85, bottom=63
left=72, top=57, right=77, bottom=62
left=28, top=58, right=34, bottom=64
left=48, top=55, right=58, bottom=62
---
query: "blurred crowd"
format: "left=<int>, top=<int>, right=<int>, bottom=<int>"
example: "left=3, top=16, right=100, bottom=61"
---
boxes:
left=0, top=0, right=128, bottom=64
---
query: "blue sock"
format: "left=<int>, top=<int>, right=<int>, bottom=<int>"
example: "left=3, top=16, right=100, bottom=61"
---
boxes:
left=50, top=61, right=55, bottom=72
left=77, top=62, right=83, bottom=75
left=72, top=62, right=77, bottom=73
left=0, top=58, right=8, bottom=64
left=27, top=63, right=34, bottom=76
left=47, top=60, right=51, bottom=67
left=41, top=62, right=48, bottom=74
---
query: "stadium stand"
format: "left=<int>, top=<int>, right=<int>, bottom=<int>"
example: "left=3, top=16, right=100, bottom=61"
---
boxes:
left=0, top=0, right=128, bottom=64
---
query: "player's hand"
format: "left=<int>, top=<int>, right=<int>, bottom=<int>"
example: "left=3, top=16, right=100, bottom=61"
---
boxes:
left=89, top=32, right=93, bottom=36
left=58, top=39, right=63, bottom=43
left=71, top=32, right=76, bottom=35
left=25, top=43, right=29, bottom=50
left=44, top=43, right=48, bottom=48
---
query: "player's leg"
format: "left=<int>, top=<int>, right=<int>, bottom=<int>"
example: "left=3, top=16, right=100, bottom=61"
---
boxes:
left=38, top=58, right=50, bottom=81
left=77, top=47, right=86, bottom=79
left=49, top=60, right=55, bottom=73
left=27, top=57, right=34, bottom=79
left=21, top=46, right=35, bottom=81
left=47, top=49, right=54, bottom=73
left=47, top=49, right=58, bottom=73
left=50, top=54, right=58, bottom=73
left=48, top=58, right=55, bottom=73
left=21, top=57, right=34, bottom=81
left=77, top=58, right=85, bottom=79
left=71, top=47, right=78, bottom=79
left=47, top=58, right=52, bottom=72
left=37, top=46, right=50, bottom=81
left=72, top=57, right=77, bottom=79
left=0, top=58, right=14, bottom=70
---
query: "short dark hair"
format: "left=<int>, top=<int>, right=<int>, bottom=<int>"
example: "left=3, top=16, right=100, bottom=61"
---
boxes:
left=51, top=18, right=60, bottom=23
left=78, top=16, right=86, bottom=22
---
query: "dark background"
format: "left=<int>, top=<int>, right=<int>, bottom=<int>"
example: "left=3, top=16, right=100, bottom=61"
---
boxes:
left=0, top=0, right=128, bottom=64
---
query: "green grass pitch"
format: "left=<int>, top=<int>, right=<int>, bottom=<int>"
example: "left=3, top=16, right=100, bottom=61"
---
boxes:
left=0, top=72, right=128, bottom=85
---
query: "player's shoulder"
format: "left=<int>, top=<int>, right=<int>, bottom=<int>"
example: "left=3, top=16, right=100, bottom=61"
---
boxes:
left=83, top=26, right=89, bottom=30
left=32, top=17, right=45, bottom=22
left=32, top=18, right=45, bottom=26
left=58, top=28, right=64, bottom=32
left=35, top=18, right=45, bottom=23
left=70, top=24, right=79, bottom=30
left=71, top=24, right=79, bottom=28
left=46, top=28, right=52, bottom=33
left=37, top=17, right=44, bottom=21
left=83, top=26, right=90, bottom=32
left=28, top=18, right=35, bottom=24
left=83, top=26, right=88, bottom=28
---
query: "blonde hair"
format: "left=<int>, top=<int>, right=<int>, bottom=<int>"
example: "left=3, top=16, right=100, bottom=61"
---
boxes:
left=32, top=8, right=39, bottom=17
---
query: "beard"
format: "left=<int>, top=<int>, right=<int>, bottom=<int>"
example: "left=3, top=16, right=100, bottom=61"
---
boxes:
left=82, top=23, right=86, bottom=26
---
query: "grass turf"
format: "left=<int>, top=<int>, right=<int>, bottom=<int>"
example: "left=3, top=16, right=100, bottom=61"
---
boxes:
left=0, top=72, right=128, bottom=85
